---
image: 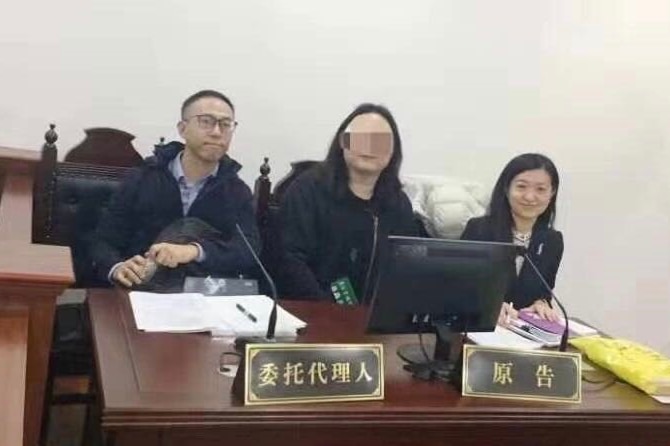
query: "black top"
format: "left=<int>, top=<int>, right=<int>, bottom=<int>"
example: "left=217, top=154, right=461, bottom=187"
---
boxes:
left=90, top=141, right=260, bottom=283
left=278, top=167, right=420, bottom=302
left=460, top=216, right=564, bottom=309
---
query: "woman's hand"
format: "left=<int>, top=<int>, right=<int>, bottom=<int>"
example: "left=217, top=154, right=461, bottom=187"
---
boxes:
left=523, top=299, right=559, bottom=321
left=497, top=302, right=518, bottom=327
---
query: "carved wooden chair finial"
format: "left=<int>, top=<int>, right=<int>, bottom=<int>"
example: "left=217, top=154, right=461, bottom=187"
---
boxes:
left=44, top=123, right=58, bottom=148
left=260, top=157, right=270, bottom=177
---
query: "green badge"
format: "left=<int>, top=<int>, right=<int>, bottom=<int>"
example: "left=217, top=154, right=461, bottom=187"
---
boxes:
left=330, top=277, right=358, bottom=305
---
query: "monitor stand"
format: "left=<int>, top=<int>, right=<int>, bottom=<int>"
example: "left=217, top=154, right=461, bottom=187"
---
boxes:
left=396, top=323, right=464, bottom=383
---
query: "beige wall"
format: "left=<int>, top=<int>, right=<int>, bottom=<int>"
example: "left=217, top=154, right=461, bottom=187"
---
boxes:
left=1, top=0, right=668, bottom=353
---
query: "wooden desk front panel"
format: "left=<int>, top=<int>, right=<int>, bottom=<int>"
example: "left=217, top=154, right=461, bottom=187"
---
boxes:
left=0, top=164, right=74, bottom=446
left=88, top=289, right=670, bottom=446
left=0, top=309, right=29, bottom=446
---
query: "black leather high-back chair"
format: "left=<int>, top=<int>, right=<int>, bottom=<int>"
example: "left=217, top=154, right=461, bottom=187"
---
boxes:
left=33, top=124, right=145, bottom=445
left=33, top=125, right=145, bottom=286
left=253, top=159, right=319, bottom=284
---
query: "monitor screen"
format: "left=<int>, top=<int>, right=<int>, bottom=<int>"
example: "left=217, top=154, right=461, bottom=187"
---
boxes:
left=366, top=236, right=516, bottom=334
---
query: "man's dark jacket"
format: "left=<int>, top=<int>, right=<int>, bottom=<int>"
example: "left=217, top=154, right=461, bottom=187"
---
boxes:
left=90, top=141, right=260, bottom=283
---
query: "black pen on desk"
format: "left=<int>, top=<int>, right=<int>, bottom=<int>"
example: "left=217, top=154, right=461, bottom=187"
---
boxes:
left=236, top=303, right=257, bottom=323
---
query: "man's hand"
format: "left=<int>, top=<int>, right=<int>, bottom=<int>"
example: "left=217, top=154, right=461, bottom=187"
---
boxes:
left=146, top=243, right=199, bottom=268
left=523, top=299, right=559, bottom=321
left=112, top=255, right=150, bottom=288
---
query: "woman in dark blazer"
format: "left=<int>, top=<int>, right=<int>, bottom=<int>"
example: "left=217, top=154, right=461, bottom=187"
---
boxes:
left=461, top=153, right=563, bottom=324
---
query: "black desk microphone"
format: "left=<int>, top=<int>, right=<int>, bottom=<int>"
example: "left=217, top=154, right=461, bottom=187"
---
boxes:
left=517, top=246, right=570, bottom=352
left=234, top=224, right=278, bottom=349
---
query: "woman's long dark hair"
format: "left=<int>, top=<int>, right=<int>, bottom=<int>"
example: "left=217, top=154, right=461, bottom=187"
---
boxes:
left=488, top=153, right=560, bottom=242
left=319, top=103, right=403, bottom=207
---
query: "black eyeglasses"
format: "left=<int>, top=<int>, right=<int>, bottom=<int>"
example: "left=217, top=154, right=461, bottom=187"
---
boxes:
left=185, top=114, right=238, bottom=133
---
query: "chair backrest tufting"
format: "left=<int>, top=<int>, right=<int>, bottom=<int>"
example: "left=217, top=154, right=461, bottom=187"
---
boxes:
left=33, top=125, right=146, bottom=287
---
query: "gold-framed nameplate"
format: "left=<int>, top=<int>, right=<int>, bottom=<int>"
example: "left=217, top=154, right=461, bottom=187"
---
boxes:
left=462, top=345, right=581, bottom=403
left=243, top=343, right=384, bottom=405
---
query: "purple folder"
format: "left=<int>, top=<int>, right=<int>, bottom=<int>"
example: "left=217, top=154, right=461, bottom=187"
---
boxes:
left=517, top=310, right=565, bottom=335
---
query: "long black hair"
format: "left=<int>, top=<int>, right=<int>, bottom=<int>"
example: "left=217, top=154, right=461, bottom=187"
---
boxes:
left=319, top=103, right=403, bottom=207
left=487, top=153, right=560, bottom=241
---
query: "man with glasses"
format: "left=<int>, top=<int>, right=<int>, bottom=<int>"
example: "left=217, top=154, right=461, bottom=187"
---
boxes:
left=91, top=90, right=260, bottom=288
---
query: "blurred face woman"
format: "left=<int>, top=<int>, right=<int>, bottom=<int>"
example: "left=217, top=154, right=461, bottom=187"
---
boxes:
left=324, top=103, right=404, bottom=202
left=341, top=113, right=394, bottom=178
left=337, top=111, right=396, bottom=200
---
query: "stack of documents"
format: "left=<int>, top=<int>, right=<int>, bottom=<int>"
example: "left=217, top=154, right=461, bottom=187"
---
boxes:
left=506, top=318, right=562, bottom=346
left=468, top=318, right=599, bottom=350
left=128, top=292, right=307, bottom=337
left=467, top=326, right=544, bottom=350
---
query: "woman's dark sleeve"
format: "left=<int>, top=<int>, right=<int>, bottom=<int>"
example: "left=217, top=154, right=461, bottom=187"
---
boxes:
left=543, top=231, right=564, bottom=290
left=278, top=179, right=329, bottom=299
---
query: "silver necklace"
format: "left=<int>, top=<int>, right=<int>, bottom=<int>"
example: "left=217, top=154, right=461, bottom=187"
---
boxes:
left=512, top=230, right=532, bottom=244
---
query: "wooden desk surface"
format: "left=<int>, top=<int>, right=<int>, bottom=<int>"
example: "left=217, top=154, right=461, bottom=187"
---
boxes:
left=89, top=288, right=670, bottom=446
left=0, top=146, right=39, bottom=175
left=0, top=146, right=40, bottom=163
left=0, top=309, right=29, bottom=446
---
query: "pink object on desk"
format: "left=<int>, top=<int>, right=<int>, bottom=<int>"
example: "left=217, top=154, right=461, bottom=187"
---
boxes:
left=517, top=309, right=564, bottom=334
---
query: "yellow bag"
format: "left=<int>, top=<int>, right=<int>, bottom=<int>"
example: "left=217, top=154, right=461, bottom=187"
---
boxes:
left=570, top=336, right=670, bottom=396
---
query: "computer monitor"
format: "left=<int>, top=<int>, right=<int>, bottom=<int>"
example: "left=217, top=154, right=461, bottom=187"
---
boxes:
left=366, top=236, right=516, bottom=380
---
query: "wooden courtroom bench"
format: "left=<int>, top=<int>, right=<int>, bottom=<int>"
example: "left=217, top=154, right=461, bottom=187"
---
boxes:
left=88, top=289, right=670, bottom=446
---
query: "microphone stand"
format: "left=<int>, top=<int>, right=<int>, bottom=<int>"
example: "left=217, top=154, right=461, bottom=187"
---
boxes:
left=234, top=224, right=279, bottom=349
left=523, top=253, right=570, bottom=352
left=231, top=224, right=280, bottom=401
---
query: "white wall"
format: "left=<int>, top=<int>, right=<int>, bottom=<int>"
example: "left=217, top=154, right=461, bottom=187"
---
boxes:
left=1, top=0, right=668, bottom=353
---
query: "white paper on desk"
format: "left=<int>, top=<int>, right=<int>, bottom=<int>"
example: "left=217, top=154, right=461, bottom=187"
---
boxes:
left=652, top=395, right=670, bottom=404
left=129, top=292, right=306, bottom=337
left=129, top=292, right=224, bottom=333
left=467, top=326, right=544, bottom=350
left=204, top=295, right=307, bottom=338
